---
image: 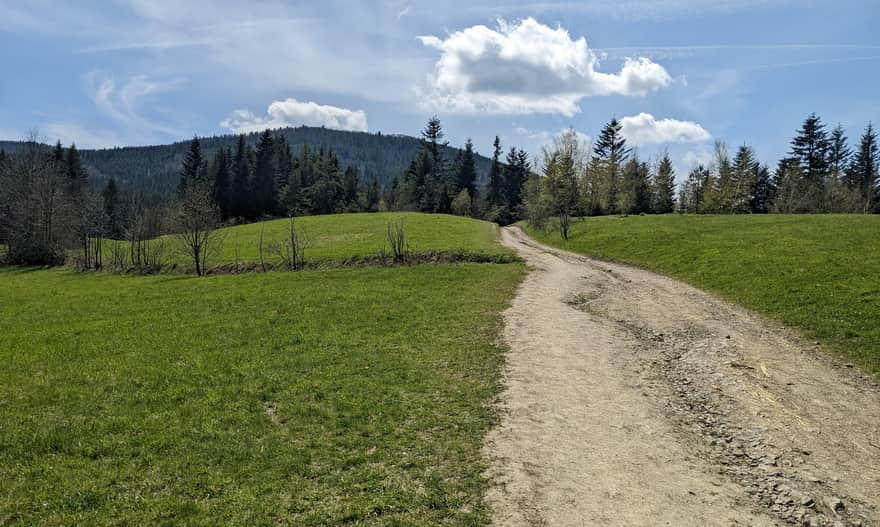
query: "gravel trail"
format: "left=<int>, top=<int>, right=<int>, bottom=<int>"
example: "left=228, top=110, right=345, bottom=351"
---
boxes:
left=484, top=226, right=879, bottom=527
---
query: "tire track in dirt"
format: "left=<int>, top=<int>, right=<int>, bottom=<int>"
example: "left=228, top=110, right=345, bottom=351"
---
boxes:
left=484, top=226, right=879, bottom=527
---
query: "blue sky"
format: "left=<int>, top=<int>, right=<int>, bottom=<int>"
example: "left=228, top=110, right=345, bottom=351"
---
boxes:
left=1, top=0, right=878, bottom=178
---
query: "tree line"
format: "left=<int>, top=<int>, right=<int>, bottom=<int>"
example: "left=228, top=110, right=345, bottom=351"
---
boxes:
left=384, top=117, right=530, bottom=224
left=522, top=114, right=880, bottom=239
left=678, top=115, right=879, bottom=215
left=178, top=117, right=532, bottom=230
left=0, top=137, right=115, bottom=267
left=177, top=130, right=382, bottom=220
left=1, top=112, right=877, bottom=266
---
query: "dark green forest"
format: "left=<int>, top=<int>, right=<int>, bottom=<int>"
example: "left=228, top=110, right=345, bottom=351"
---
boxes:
left=0, top=126, right=494, bottom=196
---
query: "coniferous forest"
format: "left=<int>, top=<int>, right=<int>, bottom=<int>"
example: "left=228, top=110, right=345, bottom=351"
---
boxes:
left=1, top=112, right=878, bottom=265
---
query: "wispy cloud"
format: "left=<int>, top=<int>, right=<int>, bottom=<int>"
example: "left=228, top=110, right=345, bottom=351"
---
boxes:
left=459, top=0, right=802, bottom=21
left=597, top=43, right=880, bottom=61
left=84, top=71, right=186, bottom=140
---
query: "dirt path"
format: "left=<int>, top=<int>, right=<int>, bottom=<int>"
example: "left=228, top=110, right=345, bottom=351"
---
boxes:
left=484, top=226, right=880, bottom=527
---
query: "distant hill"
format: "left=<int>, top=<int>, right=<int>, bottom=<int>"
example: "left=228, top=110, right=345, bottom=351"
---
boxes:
left=0, top=127, right=494, bottom=195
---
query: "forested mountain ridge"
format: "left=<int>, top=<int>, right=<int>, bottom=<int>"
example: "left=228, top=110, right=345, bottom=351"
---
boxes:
left=0, top=126, right=494, bottom=195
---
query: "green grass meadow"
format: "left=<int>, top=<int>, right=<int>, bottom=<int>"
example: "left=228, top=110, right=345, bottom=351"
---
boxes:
left=524, top=214, right=880, bottom=373
left=0, top=213, right=525, bottom=526
left=110, top=212, right=511, bottom=270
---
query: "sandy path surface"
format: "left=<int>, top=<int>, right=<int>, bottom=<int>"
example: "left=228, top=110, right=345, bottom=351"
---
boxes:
left=484, top=226, right=880, bottom=527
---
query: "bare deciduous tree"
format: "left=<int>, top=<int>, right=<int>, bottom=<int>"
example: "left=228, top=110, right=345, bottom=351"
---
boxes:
left=269, top=215, right=309, bottom=271
left=173, top=182, right=221, bottom=276
left=124, top=195, right=166, bottom=272
left=71, top=191, right=107, bottom=271
left=0, top=133, right=68, bottom=265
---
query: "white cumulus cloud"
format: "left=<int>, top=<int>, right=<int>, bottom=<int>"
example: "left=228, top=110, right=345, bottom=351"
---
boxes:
left=417, top=18, right=672, bottom=116
left=619, top=113, right=711, bottom=145
left=221, top=98, right=368, bottom=134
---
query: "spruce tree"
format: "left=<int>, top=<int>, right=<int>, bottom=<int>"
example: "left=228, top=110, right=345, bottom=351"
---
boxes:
left=212, top=148, right=231, bottom=219
left=829, top=124, right=852, bottom=179
left=309, top=149, right=344, bottom=214
left=499, top=147, right=529, bottom=220
left=750, top=165, right=774, bottom=213
left=619, top=157, right=650, bottom=215
left=342, top=165, right=360, bottom=209
left=252, top=130, right=277, bottom=217
left=366, top=177, right=381, bottom=212
left=275, top=136, right=293, bottom=193
left=422, top=116, right=445, bottom=163
left=652, top=153, right=676, bottom=214
left=53, top=140, right=64, bottom=163
left=179, top=137, right=204, bottom=197
left=420, top=116, right=448, bottom=212
left=789, top=113, right=830, bottom=210
left=231, top=134, right=251, bottom=218
left=851, top=123, right=879, bottom=213
left=65, top=143, right=87, bottom=196
left=593, top=118, right=630, bottom=161
left=456, top=139, right=478, bottom=196
left=102, top=177, right=121, bottom=238
left=486, top=136, right=504, bottom=209
left=730, top=145, right=758, bottom=213
left=402, top=151, right=431, bottom=211
left=593, top=118, right=630, bottom=213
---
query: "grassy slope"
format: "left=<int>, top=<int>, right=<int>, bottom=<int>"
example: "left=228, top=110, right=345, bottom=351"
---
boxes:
left=2, top=213, right=525, bottom=525
left=116, top=212, right=510, bottom=269
left=0, top=263, right=524, bottom=526
left=524, top=214, right=880, bottom=373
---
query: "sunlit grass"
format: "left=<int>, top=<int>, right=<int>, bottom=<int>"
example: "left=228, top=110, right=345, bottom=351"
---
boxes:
left=0, top=262, right=524, bottom=525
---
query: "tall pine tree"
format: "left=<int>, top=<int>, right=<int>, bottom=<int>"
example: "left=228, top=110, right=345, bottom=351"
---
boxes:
left=179, top=137, right=204, bottom=197
left=593, top=118, right=630, bottom=213
left=252, top=130, right=277, bottom=217
left=652, top=153, right=676, bottom=214
left=212, top=148, right=232, bottom=219
left=789, top=113, right=830, bottom=210
left=65, top=143, right=88, bottom=197
left=231, top=134, right=251, bottom=218
left=750, top=165, right=774, bottom=213
left=486, top=136, right=504, bottom=211
left=102, top=177, right=122, bottom=238
left=850, top=123, right=879, bottom=213
left=455, top=139, right=478, bottom=196
left=730, top=145, right=758, bottom=214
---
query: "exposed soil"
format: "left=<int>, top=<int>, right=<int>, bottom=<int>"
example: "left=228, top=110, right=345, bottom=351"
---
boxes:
left=484, top=226, right=880, bottom=527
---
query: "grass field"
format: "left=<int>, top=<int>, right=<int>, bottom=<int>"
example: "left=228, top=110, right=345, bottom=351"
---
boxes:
left=0, top=263, right=524, bottom=525
left=1, top=213, right=526, bottom=525
left=524, top=214, right=880, bottom=373
left=107, top=212, right=511, bottom=270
